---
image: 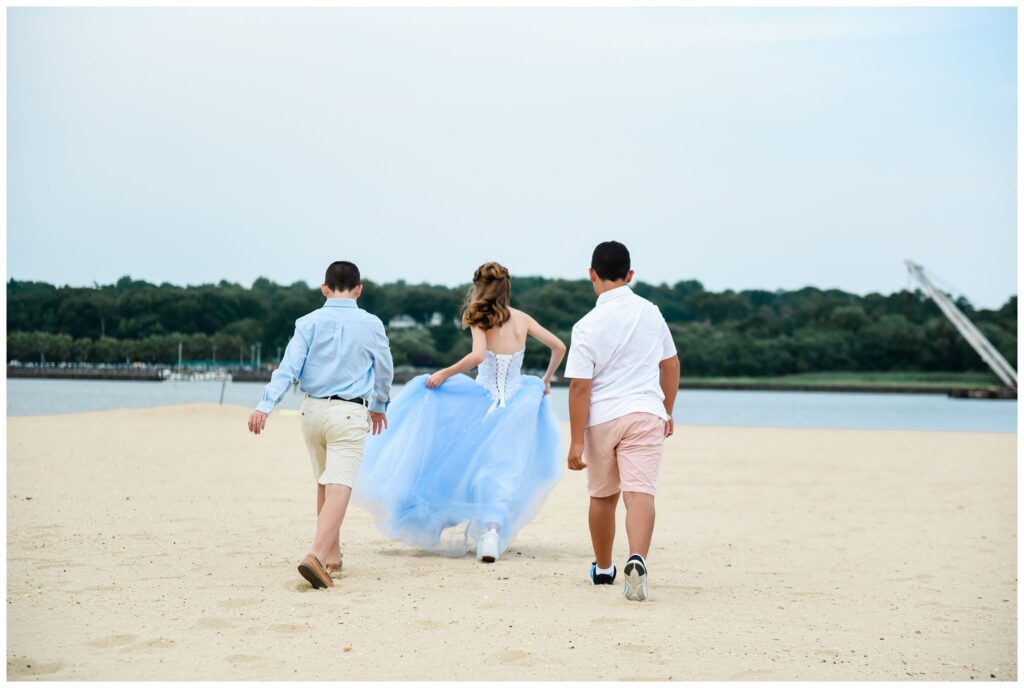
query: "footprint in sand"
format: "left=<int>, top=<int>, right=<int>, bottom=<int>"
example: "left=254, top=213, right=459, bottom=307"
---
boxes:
left=34, top=561, right=82, bottom=570
left=657, top=584, right=703, bottom=594
left=270, top=623, right=307, bottom=634
left=7, top=659, right=64, bottom=678
left=616, top=642, right=657, bottom=655
left=75, top=584, right=119, bottom=594
left=137, top=575, right=187, bottom=582
left=197, top=617, right=240, bottom=630
left=85, top=634, right=139, bottom=648
left=225, top=654, right=264, bottom=664
left=498, top=649, right=538, bottom=666
left=591, top=617, right=628, bottom=626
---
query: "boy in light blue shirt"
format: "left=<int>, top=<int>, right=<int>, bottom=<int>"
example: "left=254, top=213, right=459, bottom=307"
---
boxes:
left=248, top=260, right=393, bottom=589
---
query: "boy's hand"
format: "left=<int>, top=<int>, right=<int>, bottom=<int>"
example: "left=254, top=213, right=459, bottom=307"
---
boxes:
left=369, top=411, right=388, bottom=435
left=665, top=418, right=674, bottom=438
left=567, top=442, right=587, bottom=471
left=248, top=410, right=268, bottom=435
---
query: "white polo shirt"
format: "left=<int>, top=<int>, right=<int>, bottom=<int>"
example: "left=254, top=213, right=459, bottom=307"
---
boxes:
left=564, top=285, right=677, bottom=427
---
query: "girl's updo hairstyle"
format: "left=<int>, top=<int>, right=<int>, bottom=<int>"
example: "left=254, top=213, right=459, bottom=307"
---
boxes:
left=461, top=262, right=512, bottom=331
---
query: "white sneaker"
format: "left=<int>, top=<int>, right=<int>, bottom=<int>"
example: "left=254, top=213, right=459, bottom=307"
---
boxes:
left=477, top=530, right=499, bottom=563
left=623, top=554, right=649, bottom=601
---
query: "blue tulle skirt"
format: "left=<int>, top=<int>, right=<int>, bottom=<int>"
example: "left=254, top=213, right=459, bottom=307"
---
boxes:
left=354, top=373, right=563, bottom=556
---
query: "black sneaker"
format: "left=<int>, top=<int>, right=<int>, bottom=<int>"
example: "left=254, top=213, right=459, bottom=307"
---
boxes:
left=588, top=562, right=617, bottom=585
left=623, top=554, right=649, bottom=601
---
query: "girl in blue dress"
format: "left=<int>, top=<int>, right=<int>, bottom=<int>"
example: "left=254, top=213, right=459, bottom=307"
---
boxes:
left=354, top=262, right=566, bottom=562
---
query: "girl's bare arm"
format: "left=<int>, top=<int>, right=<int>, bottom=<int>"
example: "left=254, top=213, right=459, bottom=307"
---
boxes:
left=525, top=313, right=566, bottom=392
left=427, top=326, right=487, bottom=388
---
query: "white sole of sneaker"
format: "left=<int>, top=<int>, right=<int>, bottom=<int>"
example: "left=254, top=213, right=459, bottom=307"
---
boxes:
left=623, top=565, right=648, bottom=601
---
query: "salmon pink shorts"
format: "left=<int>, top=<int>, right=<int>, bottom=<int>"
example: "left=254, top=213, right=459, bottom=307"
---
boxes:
left=584, top=412, right=666, bottom=497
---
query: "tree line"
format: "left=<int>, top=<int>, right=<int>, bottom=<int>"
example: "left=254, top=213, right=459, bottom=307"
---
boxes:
left=6, top=275, right=1017, bottom=378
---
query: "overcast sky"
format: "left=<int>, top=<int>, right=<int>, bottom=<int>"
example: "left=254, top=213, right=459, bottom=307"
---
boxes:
left=7, top=7, right=1017, bottom=307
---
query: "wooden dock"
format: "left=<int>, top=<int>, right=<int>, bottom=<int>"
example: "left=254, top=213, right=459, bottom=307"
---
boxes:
left=946, top=387, right=1018, bottom=400
left=228, top=369, right=273, bottom=383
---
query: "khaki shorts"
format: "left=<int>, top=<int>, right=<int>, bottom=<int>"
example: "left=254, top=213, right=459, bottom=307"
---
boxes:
left=584, top=412, right=666, bottom=498
left=299, top=396, right=370, bottom=487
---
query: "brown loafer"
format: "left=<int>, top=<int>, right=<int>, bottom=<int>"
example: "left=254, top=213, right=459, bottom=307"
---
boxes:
left=297, top=553, right=334, bottom=589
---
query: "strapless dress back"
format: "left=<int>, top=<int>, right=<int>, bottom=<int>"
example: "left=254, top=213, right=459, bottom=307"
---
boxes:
left=475, top=349, right=525, bottom=407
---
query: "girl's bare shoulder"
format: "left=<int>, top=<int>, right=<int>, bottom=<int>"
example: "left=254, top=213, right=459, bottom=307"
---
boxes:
left=508, top=307, right=533, bottom=323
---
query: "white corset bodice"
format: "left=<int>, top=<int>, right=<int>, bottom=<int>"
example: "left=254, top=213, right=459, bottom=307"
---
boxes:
left=475, top=349, right=525, bottom=408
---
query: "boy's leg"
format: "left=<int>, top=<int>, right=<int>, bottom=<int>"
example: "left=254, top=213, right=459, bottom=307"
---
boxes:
left=583, top=419, right=624, bottom=570
left=312, top=484, right=352, bottom=564
left=297, top=399, right=337, bottom=587
left=617, top=413, right=665, bottom=559
left=589, top=492, right=620, bottom=569
left=316, top=484, right=341, bottom=568
left=302, top=400, right=337, bottom=560
left=622, top=491, right=655, bottom=558
left=309, top=403, right=369, bottom=565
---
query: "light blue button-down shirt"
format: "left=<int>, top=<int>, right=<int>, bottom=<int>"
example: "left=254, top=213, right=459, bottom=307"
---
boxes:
left=256, top=298, right=394, bottom=414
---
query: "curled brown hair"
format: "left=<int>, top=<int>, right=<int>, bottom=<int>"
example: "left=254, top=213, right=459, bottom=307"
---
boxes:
left=461, top=262, right=511, bottom=331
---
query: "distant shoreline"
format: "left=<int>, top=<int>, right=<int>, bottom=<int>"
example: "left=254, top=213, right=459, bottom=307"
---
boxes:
left=7, top=365, right=1014, bottom=398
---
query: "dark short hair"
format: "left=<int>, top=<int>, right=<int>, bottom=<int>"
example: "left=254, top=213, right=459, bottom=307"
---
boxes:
left=324, top=261, right=361, bottom=292
left=591, top=241, right=631, bottom=281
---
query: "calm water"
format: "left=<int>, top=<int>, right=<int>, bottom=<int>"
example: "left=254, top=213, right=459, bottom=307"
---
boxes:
left=5, top=378, right=1016, bottom=432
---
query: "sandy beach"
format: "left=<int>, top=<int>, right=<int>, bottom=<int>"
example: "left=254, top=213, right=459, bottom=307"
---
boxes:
left=6, top=403, right=1016, bottom=680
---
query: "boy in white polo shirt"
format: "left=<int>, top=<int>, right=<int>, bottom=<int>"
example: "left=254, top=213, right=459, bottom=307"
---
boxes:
left=564, top=241, right=680, bottom=601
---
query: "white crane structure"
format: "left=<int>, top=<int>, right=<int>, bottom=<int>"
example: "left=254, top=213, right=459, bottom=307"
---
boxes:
left=905, top=260, right=1017, bottom=390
